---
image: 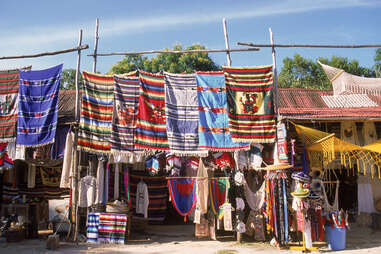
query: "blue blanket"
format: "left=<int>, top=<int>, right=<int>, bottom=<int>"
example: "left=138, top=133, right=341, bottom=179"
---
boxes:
left=196, top=72, right=250, bottom=151
left=17, top=64, right=63, bottom=146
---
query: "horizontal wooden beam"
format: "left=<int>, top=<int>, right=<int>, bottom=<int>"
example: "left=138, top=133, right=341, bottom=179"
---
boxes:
left=87, top=47, right=260, bottom=57
left=238, top=42, right=381, bottom=48
left=0, top=45, right=89, bottom=60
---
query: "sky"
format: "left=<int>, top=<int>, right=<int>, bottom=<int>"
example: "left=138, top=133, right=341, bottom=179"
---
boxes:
left=1, top=0, right=381, bottom=74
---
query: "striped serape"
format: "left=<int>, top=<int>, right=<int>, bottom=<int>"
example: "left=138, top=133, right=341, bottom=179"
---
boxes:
left=222, top=65, right=276, bottom=143
left=0, top=66, right=31, bottom=142
left=164, top=73, right=207, bottom=156
left=134, top=71, right=169, bottom=150
left=130, top=171, right=168, bottom=222
left=87, top=212, right=100, bottom=243
left=98, top=213, right=127, bottom=244
left=78, top=72, right=114, bottom=154
left=17, top=64, right=63, bottom=146
left=111, top=75, right=142, bottom=159
left=196, top=72, right=250, bottom=151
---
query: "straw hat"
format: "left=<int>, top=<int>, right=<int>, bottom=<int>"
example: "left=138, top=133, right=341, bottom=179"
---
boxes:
left=291, top=185, right=310, bottom=198
left=262, top=162, right=293, bottom=171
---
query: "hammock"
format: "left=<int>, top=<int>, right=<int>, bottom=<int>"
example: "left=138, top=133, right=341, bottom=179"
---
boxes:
left=167, top=178, right=197, bottom=221
left=209, top=178, right=230, bottom=219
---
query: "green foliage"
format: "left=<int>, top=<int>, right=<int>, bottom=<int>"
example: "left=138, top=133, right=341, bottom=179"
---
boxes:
left=374, top=48, right=381, bottom=77
left=108, top=44, right=220, bottom=74
left=61, top=69, right=82, bottom=90
left=278, top=54, right=375, bottom=89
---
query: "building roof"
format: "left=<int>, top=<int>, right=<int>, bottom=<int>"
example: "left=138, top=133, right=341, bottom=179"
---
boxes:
left=278, top=88, right=381, bottom=120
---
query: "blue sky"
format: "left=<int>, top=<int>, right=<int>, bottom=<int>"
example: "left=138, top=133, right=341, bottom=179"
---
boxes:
left=1, top=0, right=380, bottom=74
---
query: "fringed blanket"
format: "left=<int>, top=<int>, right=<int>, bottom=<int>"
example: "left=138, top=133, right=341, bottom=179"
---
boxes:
left=168, top=178, right=197, bottom=221
left=196, top=72, right=250, bottom=151
left=222, top=66, right=276, bottom=143
left=111, top=75, right=142, bottom=158
left=78, top=72, right=114, bottom=154
left=0, top=66, right=31, bottom=142
left=164, top=73, right=207, bottom=156
left=135, top=71, right=169, bottom=150
left=209, top=178, right=230, bottom=219
left=17, top=64, right=63, bottom=146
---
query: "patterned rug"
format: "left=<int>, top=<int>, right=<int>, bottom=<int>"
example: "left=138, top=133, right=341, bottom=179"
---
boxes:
left=222, top=65, right=276, bottom=143
left=167, top=178, right=197, bottom=221
left=78, top=72, right=114, bottom=154
left=164, top=73, right=207, bottom=156
left=111, top=75, right=142, bottom=158
left=134, top=71, right=169, bottom=150
left=196, top=72, right=250, bottom=151
left=17, top=64, right=63, bottom=146
left=0, top=66, right=31, bottom=142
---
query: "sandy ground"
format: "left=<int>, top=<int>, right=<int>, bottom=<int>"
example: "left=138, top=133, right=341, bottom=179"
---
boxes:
left=1, top=224, right=381, bottom=253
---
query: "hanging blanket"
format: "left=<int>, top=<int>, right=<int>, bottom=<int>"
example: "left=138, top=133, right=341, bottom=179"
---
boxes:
left=111, top=75, right=142, bottom=159
left=17, top=64, right=62, bottom=146
left=78, top=72, right=114, bottom=154
left=134, top=71, right=169, bottom=150
left=168, top=178, right=197, bottom=220
left=0, top=143, right=13, bottom=170
left=164, top=72, right=207, bottom=156
left=222, top=66, right=276, bottom=143
left=196, top=72, right=250, bottom=151
left=0, top=66, right=31, bottom=142
left=209, top=178, right=230, bottom=219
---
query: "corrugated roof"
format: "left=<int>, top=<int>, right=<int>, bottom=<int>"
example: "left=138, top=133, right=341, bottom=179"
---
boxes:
left=321, top=94, right=378, bottom=108
left=279, top=88, right=381, bottom=120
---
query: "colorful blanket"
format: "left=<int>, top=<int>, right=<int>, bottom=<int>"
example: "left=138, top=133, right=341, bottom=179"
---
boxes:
left=134, top=71, right=169, bottom=150
left=98, top=213, right=127, bottom=244
left=0, top=66, right=31, bottom=142
left=164, top=73, right=207, bottom=156
left=0, top=143, right=13, bottom=170
left=209, top=178, right=230, bottom=218
left=196, top=72, right=250, bottom=151
left=87, top=212, right=100, bottom=243
left=111, top=75, right=142, bottom=157
left=78, top=72, right=114, bottom=154
left=222, top=66, right=276, bottom=143
left=17, top=64, right=63, bottom=146
left=168, top=178, right=197, bottom=221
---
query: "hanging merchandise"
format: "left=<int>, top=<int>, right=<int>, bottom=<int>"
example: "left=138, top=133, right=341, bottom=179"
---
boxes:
left=78, top=72, right=114, bottom=154
left=340, top=121, right=360, bottom=145
left=164, top=73, right=208, bottom=156
left=0, top=143, right=14, bottom=172
left=60, top=131, right=74, bottom=188
left=136, top=178, right=149, bottom=218
left=209, top=178, right=230, bottom=219
left=243, top=178, right=265, bottom=211
left=0, top=66, right=31, bottom=142
left=111, top=75, right=143, bottom=162
left=17, top=64, right=63, bottom=146
left=95, top=158, right=105, bottom=205
left=166, top=153, right=182, bottom=176
left=145, top=155, right=160, bottom=175
left=78, top=175, right=97, bottom=208
left=222, top=65, right=276, bottom=143
left=238, top=144, right=264, bottom=170
left=196, top=158, right=209, bottom=215
left=195, top=72, right=250, bottom=151
left=168, top=178, right=197, bottom=221
left=215, top=152, right=235, bottom=170
left=134, top=71, right=169, bottom=151
left=277, top=122, right=289, bottom=163
left=51, top=125, right=70, bottom=160
left=321, top=181, right=340, bottom=213
left=114, top=164, right=120, bottom=200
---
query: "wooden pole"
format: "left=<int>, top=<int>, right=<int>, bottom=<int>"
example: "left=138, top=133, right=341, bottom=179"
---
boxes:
left=269, top=28, right=280, bottom=120
left=237, top=42, right=381, bottom=48
left=92, top=18, right=99, bottom=73
left=87, top=47, right=259, bottom=57
left=72, top=29, right=83, bottom=242
left=222, top=18, right=232, bottom=66
left=0, top=45, right=88, bottom=60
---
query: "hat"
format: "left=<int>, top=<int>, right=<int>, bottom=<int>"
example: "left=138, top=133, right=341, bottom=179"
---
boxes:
left=262, top=162, right=293, bottom=171
left=291, top=184, right=310, bottom=198
left=291, top=171, right=311, bottom=183
left=308, top=191, right=322, bottom=200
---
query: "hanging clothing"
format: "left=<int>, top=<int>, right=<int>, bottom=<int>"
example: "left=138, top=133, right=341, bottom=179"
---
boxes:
left=136, top=180, right=149, bottom=218
left=196, top=158, right=209, bottom=214
left=114, top=164, right=120, bottom=200
left=7, top=142, right=26, bottom=161
left=60, top=131, right=74, bottom=189
left=79, top=176, right=97, bottom=207
left=95, top=159, right=105, bottom=204
left=358, top=176, right=378, bottom=214
left=51, top=125, right=70, bottom=160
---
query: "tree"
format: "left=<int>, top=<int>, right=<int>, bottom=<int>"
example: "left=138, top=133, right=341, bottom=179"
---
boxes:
left=61, top=69, right=83, bottom=90
left=108, top=44, right=220, bottom=74
left=374, top=48, right=381, bottom=78
left=278, top=54, right=375, bottom=89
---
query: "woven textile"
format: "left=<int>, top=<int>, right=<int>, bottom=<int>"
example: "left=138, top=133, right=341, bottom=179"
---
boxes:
left=17, top=64, right=63, bottom=146
left=87, top=212, right=100, bottom=243
left=168, top=178, right=197, bottom=220
left=135, top=71, right=169, bottom=150
left=78, top=72, right=114, bottom=154
left=0, top=143, right=13, bottom=170
left=98, top=213, right=127, bottom=244
left=164, top=73, right=207, bottom=156
left=209, top=178, right=230, bottom=218
left=0, top=66, right=31, bottom=142
left=222, top=65, right=276, bottom=143
left=111, top=75, right=142, bottom=158
left=196, top=72, right=250, bottom=151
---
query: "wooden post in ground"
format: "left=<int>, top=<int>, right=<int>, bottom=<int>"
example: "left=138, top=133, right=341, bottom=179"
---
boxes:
left=92, top=18, right=99, bottom=73
left=222, top=18, right=232, bottom=66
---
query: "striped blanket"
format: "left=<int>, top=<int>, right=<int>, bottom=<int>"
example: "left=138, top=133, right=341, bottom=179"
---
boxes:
left=196, top=72, right=250, bottom=151
left=87, top=212, right=100, bottom=243
left=164, top=73, right=207, bottom=156
left=98, top=213, right=127, bottom=244
left=130, top=171, right=168, bottom=222
left=222, top=66, right=276, bottom=143
left=78, top=72, right=114, bottom=154
left=111, top=75, right=142, bottom=158
left=134, top=71, right=169, bottom=150
left=0, top=66, right=31, bottom=142
left=17, top=64, right=63, bottom=146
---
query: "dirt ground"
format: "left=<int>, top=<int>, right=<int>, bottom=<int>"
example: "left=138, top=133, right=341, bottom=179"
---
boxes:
left=1, top=224, right=381, bottom=253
